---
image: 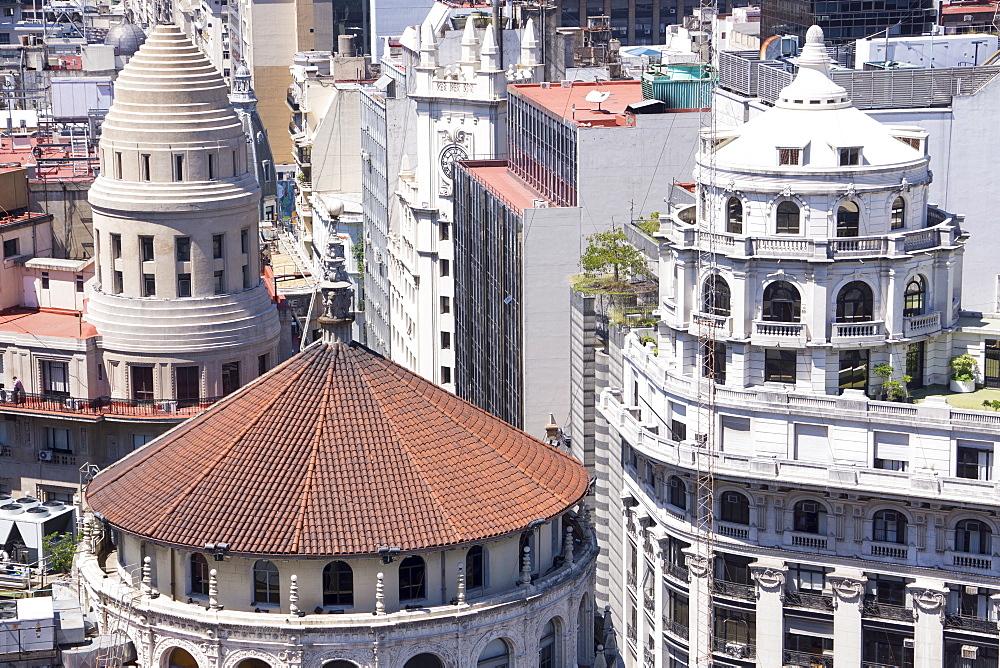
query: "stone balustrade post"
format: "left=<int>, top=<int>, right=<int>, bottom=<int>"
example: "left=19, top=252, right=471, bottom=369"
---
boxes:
left=375, top=572, right=385, bottom=615
left=289, top=574, right=299, bottom=616
left=208, top=568, right=219, bottom=610
left=456, top=562, right=466, bottom=604
left=520, top=546, right=532, bottom=585
left=564, top=526, right=575, bottom=565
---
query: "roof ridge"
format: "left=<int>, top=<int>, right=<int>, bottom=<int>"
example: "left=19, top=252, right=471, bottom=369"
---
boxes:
left=140, top=347, right=322, bottom=536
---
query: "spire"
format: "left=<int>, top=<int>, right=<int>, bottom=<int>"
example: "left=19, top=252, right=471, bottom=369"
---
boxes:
left=775, top=25, right=850, bottom=110
left=520, top=18, right=539, bottom=66
left=318, top=257, right=355, bottom=345
left=480, top=23, right=500, bottom=72
left=229, top=61, right=256, bottom=107
left=419, top=21, right=438, bottom=69
left=461, top=16, right=480, bottom=66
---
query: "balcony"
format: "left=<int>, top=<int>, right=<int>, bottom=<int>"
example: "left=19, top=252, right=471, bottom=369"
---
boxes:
left=751, top=320, right=807, bottom=347
left=665, top=562, right=689, bottom=583
left=789, top=533, right=828, bottom=550
left=903, top=311, right=941, bottom=337
left=643, top=594, right=655, bottom=614
left=712, top=579, right=755, bottom=601
left=784, top=650, right=833, bottom=667
left=663, top=617, right=689, bottom=640
left=831, top=321, right=885, bottom=347
left=713, top=637, right=755, bottom=660
left=862, top=602, right=914, bottom=623
left=828, top=236, right=888, bottom=257
left=944, top=614, right=998, bottom=635
left=784, top=590, right=834, bottom=612
left=716, top=522, right=751, bottom=540
left=951, top=553, right=994, bottom=571
left=286, top=90, right=300, bottom=112
left=691, top=311, right=733, bottom=337
left=0, top=392, right=220, bottom=421
left=869, top=543, right=909, bottom=560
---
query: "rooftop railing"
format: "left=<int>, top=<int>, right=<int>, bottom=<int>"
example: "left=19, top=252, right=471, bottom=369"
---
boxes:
left=0, top=392, right=220, bottom=420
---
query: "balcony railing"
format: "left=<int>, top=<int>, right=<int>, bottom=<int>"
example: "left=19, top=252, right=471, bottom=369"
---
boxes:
left=0, top=392, right=220, bottom=420
left=829, top=237, right=888, bottom=256
left=862, top=663, right=902, bottom=668
left=286, top=91, right=300, bottom=111
left=713, top=637, right=755, bottom=660
left=663, top=617, right=689, bottom=640
left=753, top=320, right=806, bottom=340
left=862, top=602, right=914, bottom=623
left=627, top=571, right=637, bottom=588
left=784, top=650, right=833, bottom=667
left=627, top=625, right=637, bottom=645
left=953, top=553, right=992, bottom=570
left=944, top=614, right=999, bottom=635
left=832, top=321, right=884, bottom=344
left=643, top=594, right=655, bottom=614
left=716, top=522, right=751, bottom=540
left=870, top=543, right=908, bottom=560
left=784, top=590, right=834, bottom=612
left=712, top=579, right=755, bottom=601
left=665, top=562, right=689, bottom=582
left=903, top=311, right=941, bottom=337
left=790, top=533, right=828, bottom=550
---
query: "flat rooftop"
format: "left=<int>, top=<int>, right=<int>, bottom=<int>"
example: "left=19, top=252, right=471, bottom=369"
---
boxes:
left=461, top=160, right=551, bottom=215
left=0, top=136, right=98, bottom=183
left=509, top=80, right=646, bottom=127
left=0, top=308, right=96, bottom=340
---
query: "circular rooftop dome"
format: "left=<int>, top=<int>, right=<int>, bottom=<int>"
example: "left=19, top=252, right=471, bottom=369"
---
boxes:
left=86, top=341, right=590, bottom=557
left=104, top=16, right=146, bottom=57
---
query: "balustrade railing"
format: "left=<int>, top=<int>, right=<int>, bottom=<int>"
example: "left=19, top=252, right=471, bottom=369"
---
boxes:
left=791, top=533, right=828, bottom=550
left=784, top=650, right=833, bottom=667
left=663, top=617, right=689, bottom=640
left=862, top=602, right=914, bottom=622
left=832, top=321, right=882, bottom=339
left=713, top=637, right=756, bottom=660
left=829, top=237, right=887, bottom=256
left=944, top=614, right=999, bottom=634
left=717, top=523, right=750, bottom=540
left=750, top=237, right=812, bottom=256
left=953, top=554, right=992, bottom=570
left=870, top=543, right=908, bottom=559
left=784, top=590, right=834, bottom=612
left=903, top=229, right=938, bottom=252
left=713, top=579, right=756, bottom=601
left=0, top=391, right=220, bottom=419
left=754, top=321, right=806, bottom=338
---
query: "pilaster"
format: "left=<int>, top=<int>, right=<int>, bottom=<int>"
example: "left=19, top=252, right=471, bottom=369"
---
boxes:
left=828, top=569, right=866, bottom=668
left=908, top=580, right=946, bottom=668
left=750, top=558, right=787, bottom=667
left=683, top=547, right=713, bottom=667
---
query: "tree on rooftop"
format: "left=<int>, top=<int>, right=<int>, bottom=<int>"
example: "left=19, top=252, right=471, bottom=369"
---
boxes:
left=580, top=228, right=651, bottom=286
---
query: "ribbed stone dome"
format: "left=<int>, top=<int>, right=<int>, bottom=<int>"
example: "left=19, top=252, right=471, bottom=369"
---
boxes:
left=104, top=16, right=146, bottom=57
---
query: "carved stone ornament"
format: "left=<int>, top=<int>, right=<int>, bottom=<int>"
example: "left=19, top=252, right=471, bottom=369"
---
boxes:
left=913, top=589, right=946, bottom=611
left=686, top=554, right=711, bottom=578
left=900, top=177, right=910, bottom=192
left=829, top=577, right=865, bottom=601
left=781, top=184, right=793, bottom=198
left=845, top=183, right=857, bottom=198
left=752, top=567, right=786, bottom=590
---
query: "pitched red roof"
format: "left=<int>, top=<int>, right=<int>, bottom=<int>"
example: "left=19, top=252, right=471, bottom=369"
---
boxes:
left=86, top=342, right=589, bottom=556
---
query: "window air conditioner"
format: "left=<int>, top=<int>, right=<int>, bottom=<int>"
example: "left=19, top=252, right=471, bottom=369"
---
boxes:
left=560, top=80, right=573, bottom=88
left=802, top=502, right=817, bottom=513
left=64, top=398, right=84, bottom=410
left=724, top=492, right=740, bottom=504
left=38, top=450, right=52, bottom=462
left=532, top=199, right=549, bottom=208
left=539, top=81, right=551, bottom=89
left=158, top=401, right=178, bottom=413
left=903, top=639, right=915, bottom=649
left=962, top=646, right=980, bottom=660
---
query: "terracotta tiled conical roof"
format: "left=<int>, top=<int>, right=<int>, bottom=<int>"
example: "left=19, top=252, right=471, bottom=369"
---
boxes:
left=86, top=342, right=589, bottom=556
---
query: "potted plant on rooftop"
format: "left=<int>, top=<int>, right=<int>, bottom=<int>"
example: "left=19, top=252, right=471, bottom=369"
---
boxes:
left=950, top=353, right=978, bottom=393
left=873, top=363, right=894, bottom=401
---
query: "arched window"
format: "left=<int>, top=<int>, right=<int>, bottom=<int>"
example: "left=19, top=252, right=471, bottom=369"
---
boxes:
left=726, top=197, right=743, bottom=234
left=793, top=500, right=828, bottom=535
left=903, top=276, right=926, bottom=318
left=703, top=275, right=731, bottom=317
left=404, top=656, right=444, bottom=668
left=873, top=510, right=908, bottom=544
left=399, top=555, right=426, bottom=601
left=322, top=662, right=360, bottom=668
left=539, top=619, right=560, bottom=668
left=776, top=201, right=800, bottom=234
left=762, top=281, right=801, bottom=322
left=577, top=596, right=594, bottom=667
left=956, top=519, right=992, bottom=555
left=668, top=476, right=687, bottom=510
left=190, top=553, right=209, bottom=596
left=836, top=201, right=860, bottom=237
left=836, top=281, right=874, bottom=323
left=720, top=491, right=750, bottom=525
left=322, top=561, right=353, bottom=606
left=891, top=197, right=905, bottom=230
left=167, top=648, right=199, bottom=668
left=252, top=560, right=280, bottom=605
left=236, top=661, right=271, bottom=668
left=477, top=639, right=511, bottom=668
left=466, top=545, right=485, bottom=589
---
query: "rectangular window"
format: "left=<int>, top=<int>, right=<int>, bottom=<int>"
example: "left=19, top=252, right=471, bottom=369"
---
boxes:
left=140, top=153, right=150, bottom=181
left=875, top=458, right=907, bottom=472
left=778, top=147, right=801, bottom=166
left=76, top=275, right=84, bottom=293
left=671, top=420, right=687, bottom=442
left=214, top=270, right=224, bottom=295
left=114, top=151, right=122, bottom=178
left=240, top=228, right=249, bottom=254
left=111, top=233, right=122, bottom=259
left=130, top=365, right=154, bottom=402
left=242, top=264, right=250, bottom=289
left=440, top=259, right=450, bottom=277
left=142, top=273, right=156, bottom=297
left=440, top=366, right=452, bottom=384
left=838, top=349, right=868, bottom=393
left=174, top=154, right=184, bottom=181
left=2, top=238, right=18, bottom=258
left=957, top=442, right=993, bottom=480
left=42, top=360, right=69, bottom=396
left=440, top=296, right=450, bottom=313
left=213, top=234, right=224, bottom=259
left=765, top=349, right=796, bottom=383
left=258, top=354, right=268, bottom=376
left=701, top=341, right=726, bottom=384
left=839, top=147, right=861, bottom=166
left=176, top=236, right=191, bottom=262
left=140, top=235, right=154, bottom=262
left=441, top=331, right=451, bottom=349
left=439, top=222, right=450, bottom=240
left=175, top=366, right=199, bottom=404
left=232, top=150, right=237, bottom=175
left=113, top=271, right=123, bottom=294
left=177, top=273, right=192, bottom=297
left=45, top=427, right=71, bottom=453
left=207, top=153, right=215, bottom=179
left=40, top=271, right=49, bottom=290
left=221, top=361, right=240, bottom=395
left=132, top=434, right=153, bottom=450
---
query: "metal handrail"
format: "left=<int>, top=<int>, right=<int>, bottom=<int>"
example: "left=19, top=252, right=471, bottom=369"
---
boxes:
left=0, top=391, right=222, bottom=418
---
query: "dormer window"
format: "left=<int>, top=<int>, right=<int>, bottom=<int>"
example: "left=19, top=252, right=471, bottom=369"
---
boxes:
left=839, top=147, right=861, bottom=166
left=778, top=148, right=801, bottom=166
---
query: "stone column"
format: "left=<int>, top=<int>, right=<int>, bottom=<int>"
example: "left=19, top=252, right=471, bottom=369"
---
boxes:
left=683, top=548, right=713, bottom=666
left=750, top=558, right=787, bottom=668
left=908, top=580, right=947, bottom=668
left=828, top=569, right=867, bottom=668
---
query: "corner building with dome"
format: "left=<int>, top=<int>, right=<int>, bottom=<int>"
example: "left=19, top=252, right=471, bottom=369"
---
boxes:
left=79, top=339, right=598, bottom=668
left=598, top=25, right=1000, bottom=668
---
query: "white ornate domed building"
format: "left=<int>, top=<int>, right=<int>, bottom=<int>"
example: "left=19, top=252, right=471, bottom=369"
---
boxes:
left=78, top=331, right=597, bottom=667
left=86, top=24, right=281, bottom=403
left=598, top=26, right=1000, bottom=668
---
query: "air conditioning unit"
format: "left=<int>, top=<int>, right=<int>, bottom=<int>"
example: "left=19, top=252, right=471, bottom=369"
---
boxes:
left=532, top=198, right=549, bottom=208
left=964, top=14, right=974, bottom=21
left=903, top=638, right=915, bottom=649
left=560, top=80, right=573, bottom=88
left=962, top=646, right=980, bottom=660
left=64, top=398, right=84, bottom=410
left=37, top=450, right=52, bottom=462
left=158, top=401, right=178, bottom=413
left=802, top=502, right=817, bottom=513
left=539, top=81, right=551, bottom=89
left=965, top=585, right=980, bottom=595
left=724, top=492, right=741, bottom=504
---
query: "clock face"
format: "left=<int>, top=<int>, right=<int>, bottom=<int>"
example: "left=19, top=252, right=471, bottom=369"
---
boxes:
left=439, top=144, right=468, bottom=181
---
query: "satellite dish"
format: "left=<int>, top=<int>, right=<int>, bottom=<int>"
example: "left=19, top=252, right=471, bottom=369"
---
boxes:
left=585, top=90, right=611, bottom=104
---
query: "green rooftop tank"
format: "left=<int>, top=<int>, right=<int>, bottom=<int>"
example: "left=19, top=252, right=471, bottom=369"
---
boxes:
left=641, top=63, right=715, bottom=110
